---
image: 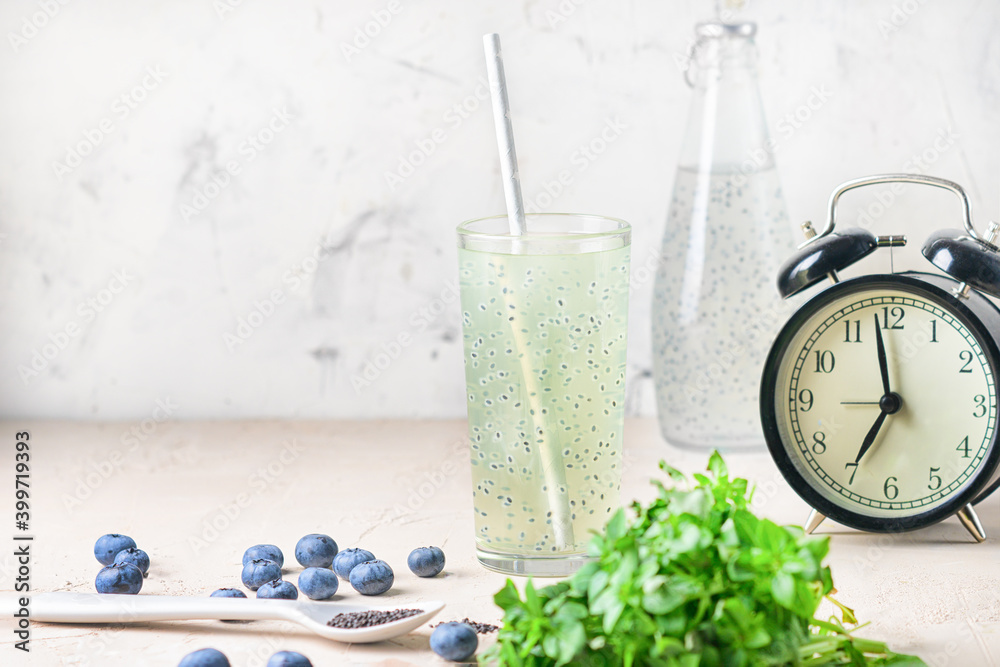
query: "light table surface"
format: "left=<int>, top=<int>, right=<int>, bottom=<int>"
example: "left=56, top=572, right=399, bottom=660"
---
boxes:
left=2, top=419, right=1000, bottom=666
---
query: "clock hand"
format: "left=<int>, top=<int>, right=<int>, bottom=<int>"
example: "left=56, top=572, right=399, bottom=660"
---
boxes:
left=855, top=315, right=903, bottom=464
left=874, top=313, right=891, bottom=396
left=841, top=401, right=880, bottom=405
left=854, top=408, right=889, bottom=464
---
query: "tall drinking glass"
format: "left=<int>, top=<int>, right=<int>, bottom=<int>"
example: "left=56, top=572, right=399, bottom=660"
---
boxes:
left=457, top=213, right=631, bottom=576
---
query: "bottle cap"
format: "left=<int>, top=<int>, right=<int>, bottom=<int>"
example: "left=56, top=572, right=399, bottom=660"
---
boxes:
left=694, top=21, right=756, bottom=38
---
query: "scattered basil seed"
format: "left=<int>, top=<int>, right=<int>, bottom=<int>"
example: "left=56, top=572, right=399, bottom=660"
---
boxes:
left=433, top=618, right=499, bottom=634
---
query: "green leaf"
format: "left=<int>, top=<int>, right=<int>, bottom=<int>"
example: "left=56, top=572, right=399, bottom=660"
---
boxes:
left=732, top=509, right=759, bottom=544
left=642, top=575, right=699, bottom=615
left=485, top=454, right=928, bottom=667
left=828, top=595, right=859, bottom=625
left=771, top=570, right=796, bottom=608
left=542, top=633, right=561, bottom=660
left=670, top=486, right=711, bottom=520
left=587, top=568, right=610, bottom=601
left=756, top=517, right=791, bottom=553
left=524, top=579, right=543, bottom=615
left=884, top=656, right=931, bottom=666
left=672, top=523, right=706, bottom=554
left=605, top=508, right=627, bottom=541
left=725, top=551, right=757, bottom=582
left=494, top=579, right=523, bottom=611
left=660, top=461, right=687, bottom=483
left=602, top=598, right=626, bottom=635
left=707, top=450, right=727, bottom=478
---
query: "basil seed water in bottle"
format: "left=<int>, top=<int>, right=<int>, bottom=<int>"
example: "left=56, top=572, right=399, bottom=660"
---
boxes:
left=652, top=21, right=796, bottom=449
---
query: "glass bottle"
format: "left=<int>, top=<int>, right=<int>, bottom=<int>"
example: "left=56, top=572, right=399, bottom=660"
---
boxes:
left=651, top=21, right=795, bottom=450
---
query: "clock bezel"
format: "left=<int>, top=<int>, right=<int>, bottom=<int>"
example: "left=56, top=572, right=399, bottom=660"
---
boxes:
left=761, top=272, right=1000, bottom=533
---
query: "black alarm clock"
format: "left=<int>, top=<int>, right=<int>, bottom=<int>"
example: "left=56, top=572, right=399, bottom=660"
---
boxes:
left=760, top=174, right=1000, bottom=541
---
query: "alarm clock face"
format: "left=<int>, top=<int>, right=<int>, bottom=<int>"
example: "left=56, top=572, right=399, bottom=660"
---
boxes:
left=762, top=274, right=1000, bottom=531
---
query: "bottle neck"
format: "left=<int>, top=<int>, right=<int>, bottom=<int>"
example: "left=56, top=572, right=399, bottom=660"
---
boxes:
left=679, top=27, right=773, bottom=174
left=690, top=34, right=758, bottom=87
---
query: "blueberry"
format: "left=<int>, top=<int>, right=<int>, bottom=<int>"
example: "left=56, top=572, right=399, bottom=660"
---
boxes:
left=95, top=563, right=143, bottom=595
left=407, top=546, right=445, bottom=577
left=257, top=579, right=298, bottom=599
left=94, top=534, right=137, bottom=566
left=242, top=544, right=284, bottom=568
left=294, top=534, right=338, bottom=568
left=241, top=558, right=281, bottom=591
left=210, top=588, right=246, bottom=598
left=349, top=560, right=393, bottom=596
left=113, top=547, right=150, bottom=576
left=266, top=651, right=313, bottom=667
left=430, top=622, right=478, bottom=662
left=209, top=587, right=248, bottom=623
left=333, top=548, right=376, bottom=580
left=298, top=567, right=339, bottom=600
left=178, top=648, right=230, bottom=666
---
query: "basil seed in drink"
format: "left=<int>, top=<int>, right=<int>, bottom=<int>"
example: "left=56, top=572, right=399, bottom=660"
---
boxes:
left=457, top=213, right=630, bottom=576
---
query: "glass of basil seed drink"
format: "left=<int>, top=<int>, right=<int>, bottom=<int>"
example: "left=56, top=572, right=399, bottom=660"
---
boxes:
left=457, top=213, right=630, bottom=576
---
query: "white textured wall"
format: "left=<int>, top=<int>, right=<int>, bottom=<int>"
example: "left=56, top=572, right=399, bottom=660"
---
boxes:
left=1, top=0, right=997, bottom=420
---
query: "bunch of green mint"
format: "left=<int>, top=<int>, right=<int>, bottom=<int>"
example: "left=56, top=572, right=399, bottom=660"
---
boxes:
left=482, top=453, right=925, bottom=666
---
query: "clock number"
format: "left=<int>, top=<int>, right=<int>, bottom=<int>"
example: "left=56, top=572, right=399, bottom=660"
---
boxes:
left=881, top=306, right=905, bottom=330
left=844, top=462, right=858, bottom=485
left=844, top=320, right=862, bottom=343
left=959, top=350, right=974, bottom=373
left=957, top=435, right=970, bottom=458
left=974, top=394, right=988, bottom=418
left=930, top=320, right=938, bottom=343
left=883, top=476, right=899, bottom=500
left=928, top=467, right=942, bottom=491
left=798, top=389, right=814, bottom=412
left=811, top=431, right=826, bottom=455
left=813, top=350, right=835, bottom=373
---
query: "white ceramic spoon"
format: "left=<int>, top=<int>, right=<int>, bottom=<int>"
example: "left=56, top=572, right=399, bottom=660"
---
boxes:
left=27, top=592, right=444, bottom=643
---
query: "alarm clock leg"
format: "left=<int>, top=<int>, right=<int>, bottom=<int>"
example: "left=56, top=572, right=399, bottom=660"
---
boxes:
left=804, top=509, right=826, bottom=534
left=956, top=505, right=986, bottom=543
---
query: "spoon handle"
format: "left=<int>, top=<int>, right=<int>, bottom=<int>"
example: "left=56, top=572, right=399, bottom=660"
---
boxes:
left=33, top=592, right=295, bottom=623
